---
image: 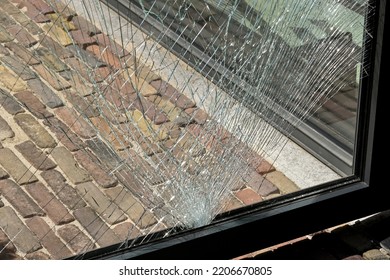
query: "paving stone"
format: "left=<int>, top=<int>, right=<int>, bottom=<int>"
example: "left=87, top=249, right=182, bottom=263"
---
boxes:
left=33, top=47, right=69, bottom=72
left=0, top=64, right=29, bottom=92
left=56, top=106, right=96, bottom=139
left=73, top=207, right=121, bottom=247
left=0, top=207, right=42, bottom=254
left=14, top=113, right=57, bottom=148
left=0, top=167, right=8, bottom=179
left=0, top=115, right=15, bottom=140
left=25, top=251, right=51, bottom=260
left=90, top=116, right=131, bottom=151
left=39, top=34, right=74, bottom=59
left=17, top=1, right=50, bottom=23
left=0, top=10, right=16, bottom=27
left=73, top=15, right=101, bottom=36
left=0, top=55, right=37, bottom=80
left=113, top=222, right=142, bottom=241
left=67, top=45, right=106, bottom=68
left=94, top=33, right=131, bottom=58
left=105, top=185, right=157, bottom=228
left=60, top=71, right=94, bottom=97
left=30, top=0, right=55, bottom=14
left=150, top=80, right=195, bottom=109
left=43, top=117, right=84, bottom=152
left=57, top=224, right=96, bottom=254
left=244, top=170, right=279, bottom=196
left=62, top=91, right=99, bottom=118
left=0, top=89, right=24, bottom=115
left=235, top=188, right=263, bottom=205
left=32, top=64, right=71, bottom=90
left=11, top=12, right=42, bottom=36
left=25, top=181, right=74, bottom=225
left=0, top=25, right=13, bottom=42
left=27, top=78, right=64, bottom=108
left=42, top=23, right=73, bottom=46
left=0, top=179, right=43, bottom=217
left=363, top=249, right=390, bottom=260
left=25, top=217, right=73, bottom=259
left=128, top=109, right=169, bottom=141
left=4, top=42, right=40, bottom=65
left=15, top=141, right=56, bottom=171
left=41, top=169, right=86, bottom=210
left=222, top=194, right=244, bottom=212
left=6, top=25, right=37, bottom=47
left=46, top=13, right=76, bottom=31
left=0, top=149, right=38, bottom=185
left=86, top=44, right=121, bottom=69
left=74, top=149, right=118, bottom=188
left=14, top=91, right=53, bottom=119
left=85, top=138, right=122, bottom=170
left=76, top=182, right=126, bottom=225
left=265, top=171, right=299, bottom=195
left=0, top=228, right=17, bottom=259
left=0, top=44, right=10, bottom=55
left=51, top=146, right=90, bottom=185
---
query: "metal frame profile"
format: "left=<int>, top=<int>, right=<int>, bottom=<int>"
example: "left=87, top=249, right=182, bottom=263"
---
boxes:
left=75, top=0, right=388, bottom=259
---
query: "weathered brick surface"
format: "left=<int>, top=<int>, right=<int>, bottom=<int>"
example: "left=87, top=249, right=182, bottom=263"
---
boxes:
left=30, top=0, right=55, bottom=14
left=15, top=141, right=56, bottom=171
left=42, top=23, right=73, bottom=46
left=150, top=80, right=195, bottom=109
left=113, top=222, right=142, bottom=241
left=0, top=207, right=42, bottom=254
left=0, top=89, right=25, bottom=115
left=17, top=1, right=50, bottom=23
left=86, top=138, right=122, bottom=170
left=76, top=182, right=126, bottom=225
left=56, top=107, right=96, bottom=139
left=74, top=149, right=118, bottom=188
left=43, top=117, right=84, bottom=151
left=265, top=171, right=300, bottom=195
left=0, top=228, right=18, bottom=260
left=222, top=195, right=244, bottom=212
left=94, top=33, right=130, bottom=58
left=86, top=44, right=122, bottom=69
left=60, top=72, right=94, bottom=97
left=25, top=251, right=51, bottom=260
left=0, top=179, right=44, bottom=218
left=34, top=47, right=69, bottom=72
left=0, top=55, right=37, bottom=80
left=105, top=185, right=157, bottom=228
left=57, top=224, right=96, bottom=254
left=73, top=15, right=101, bottom=36
left=0, top=25, right=13, bottom=42
left=63, top=91, right=99, bottom=117
left=0, top=148, right=38, bottom=185
left=67, top=45, right=106, bottom=68
left=32, top=64, right=71, bottom=90
left=6, top=25, right=37, bottom=47
left=14, top=113, right=57, bottom=148
left=71, top=29, right=97, bottom=48
left=14, top=91, right=53, bottom=119
left=0, top=166, right=7, bottom=179
left=41, top=169, right=86, bottom=210
left=363, top=249, right=390, bottom=260
left=46, top=13, right=76, bottom=31
left=0, top=198, right=4, bottom=207
left=73, top=207, right=121, bottom=247
left=51, top=146, right=91, bottom=184
left=0, top=44, right=10, bottom=55
left=0, top=64, right=28, bottom=92
left=26, top=216, right=72, bottom=259
left=27, top=78, right=64, bottom=108
left=39, top=34, right=74, bottom=59
left=25, top=181, right=74, bottom=225
left=5, top=42, right=40, bottom=65
left=0, top=116, right=15, bottom=140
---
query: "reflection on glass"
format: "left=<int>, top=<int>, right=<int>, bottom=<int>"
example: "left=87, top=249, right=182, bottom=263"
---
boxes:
left=0, top=0, right=369, bottom=259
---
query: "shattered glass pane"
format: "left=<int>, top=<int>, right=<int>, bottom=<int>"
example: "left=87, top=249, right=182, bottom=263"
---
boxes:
left=0, top=0, right=371, bottom=259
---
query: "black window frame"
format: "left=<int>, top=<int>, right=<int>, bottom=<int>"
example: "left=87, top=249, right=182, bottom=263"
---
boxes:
left=74, top=0, right=389, bottom=260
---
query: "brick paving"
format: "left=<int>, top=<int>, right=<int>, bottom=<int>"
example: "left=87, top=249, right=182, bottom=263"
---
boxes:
left=0, top=0, right=298, bottom=259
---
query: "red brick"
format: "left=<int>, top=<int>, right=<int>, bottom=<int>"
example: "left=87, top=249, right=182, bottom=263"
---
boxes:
left=56, top=107, right=96, bottom=139
left=67, top=45, right=107, bottom=68
left=60, top=72, right=94, bottom=97
left=74, top=149, right=118, bottom=188
left=73, top=207, right=121, bottom=247
left=39, top=35, right=74, bottom=59
left=0, top=148, right=38, bottom=185
left=0, top=179, right=44, bottom=218
left=222, top=195, right=244, bottom=212
left=30, top=0, right=55, bottom=14
left=15, top=141, right=56, bottom=171
left=94, top=33, right=130, bottom=58
left=0, top=55, right=37, bottom=81
left=25, top=181, right=74, bottom=225
left=25, top=217, right=73, bottom=259
left=185, top=107, right=209, bottom=124
left=92, top=66, right=111, bottom=83
left=57, top=224, right=96, bottom=254
left=0, top=89, right=25, bottom=115
left=150, top=80, right=195, bottom=109
left=62, top=91, right=99, bottom=118
left=40, top=169, right=86, bottom=210
left=132, top=97, right=169, bottom=125
left=43, top=117, right=84, bottom=152
left=86, top=44, right=122, bottom=69
left=235, top=188, right=263, bottom=205
left=6, top=25, right=37, bottom=47
left=14, top=91, right=53, bottom=119
left=34, top=47, right=69, bottom=72
left=70, top=29, right=96, bottom=48
left=14, top=113, right=57, bottom=148
left=49, top=1, right=77, bottom=20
